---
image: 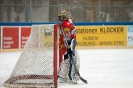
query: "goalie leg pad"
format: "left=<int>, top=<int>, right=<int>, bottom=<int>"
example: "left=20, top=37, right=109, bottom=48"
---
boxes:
left=68, top=53, right=73, bottom=80
left=68, top=50, right=80, bottom=82
left=58, top=58, right=69, bottom=79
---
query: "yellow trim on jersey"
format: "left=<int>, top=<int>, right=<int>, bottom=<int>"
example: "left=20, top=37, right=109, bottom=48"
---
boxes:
left=64, top=28, right=70, bottom=32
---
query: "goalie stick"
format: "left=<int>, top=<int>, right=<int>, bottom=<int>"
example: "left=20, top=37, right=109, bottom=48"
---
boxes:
left=58, top=23, right=88, bottom=84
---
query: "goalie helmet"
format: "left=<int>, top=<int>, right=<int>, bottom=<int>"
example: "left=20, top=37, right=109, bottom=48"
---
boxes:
left=58, top=10, right=74, bottom=21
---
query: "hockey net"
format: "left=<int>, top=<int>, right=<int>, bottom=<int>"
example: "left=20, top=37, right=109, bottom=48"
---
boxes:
left=4, top=24, right=59, bottom=88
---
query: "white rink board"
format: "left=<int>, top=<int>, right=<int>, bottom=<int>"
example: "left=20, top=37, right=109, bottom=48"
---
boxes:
left=0, top=49, right=133, bottom=88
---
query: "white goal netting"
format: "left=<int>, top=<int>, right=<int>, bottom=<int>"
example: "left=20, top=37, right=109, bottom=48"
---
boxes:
left=4, top=24, right=59, bottom=88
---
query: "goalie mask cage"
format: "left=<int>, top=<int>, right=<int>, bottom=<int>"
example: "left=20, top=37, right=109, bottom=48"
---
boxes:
left=4, top=24, right=59, bottom=88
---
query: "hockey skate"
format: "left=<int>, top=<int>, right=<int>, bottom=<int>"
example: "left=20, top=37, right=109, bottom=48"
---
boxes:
left=68, top=75, right=79, bottom=84
left=58, top=76, right=68, bottom=83
left=67, top=80, right=77, bottom=84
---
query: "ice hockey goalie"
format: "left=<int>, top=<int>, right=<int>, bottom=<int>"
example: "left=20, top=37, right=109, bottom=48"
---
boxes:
left=58, top=10, right=80, bottom=84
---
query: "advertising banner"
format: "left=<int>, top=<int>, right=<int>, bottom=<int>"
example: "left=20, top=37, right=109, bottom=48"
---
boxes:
left=75, top=26, right=127, bottom=47
left=2, top=27, right=19, bottom=49
left=127, top=26, right=133, bottom=46
left=40, top=25, right=53, bottom=48
left=21, top=27, right=31, bottom=48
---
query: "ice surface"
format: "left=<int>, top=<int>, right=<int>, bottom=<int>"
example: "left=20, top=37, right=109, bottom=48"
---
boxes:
left=0, top=49, right=133, bottom=88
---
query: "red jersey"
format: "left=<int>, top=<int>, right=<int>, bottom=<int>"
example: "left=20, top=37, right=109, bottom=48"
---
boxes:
left=61, top=20, right=76, bottom=39
left=59, top=20, right=76, bottom=65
